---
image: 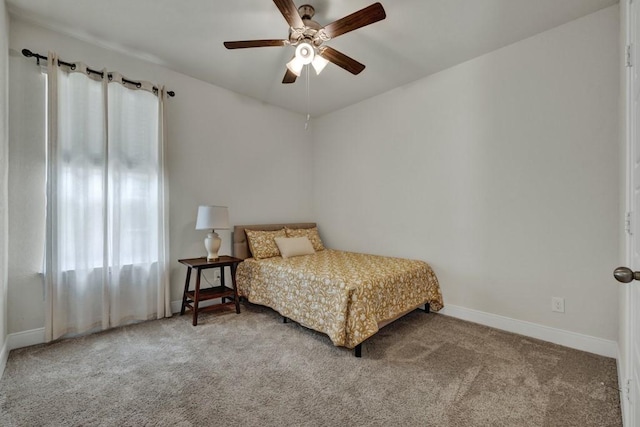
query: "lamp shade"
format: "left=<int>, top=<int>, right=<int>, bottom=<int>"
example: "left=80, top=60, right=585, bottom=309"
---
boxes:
left=195, top=205, right=229, bottom=230
left=286, top=56, right=304, bottom=76
left=312, top=55, right=329, bottom=75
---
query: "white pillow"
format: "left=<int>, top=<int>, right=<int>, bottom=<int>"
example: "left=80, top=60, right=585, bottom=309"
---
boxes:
left=274, top=236, right=315, bottom=259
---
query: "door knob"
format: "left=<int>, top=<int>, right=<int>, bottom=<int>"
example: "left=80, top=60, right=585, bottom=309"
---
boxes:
left=613, top=266, right=640, bottom=283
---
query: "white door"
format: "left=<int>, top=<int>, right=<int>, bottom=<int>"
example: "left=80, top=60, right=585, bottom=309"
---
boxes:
left=618, top=1, right=640, bottom=425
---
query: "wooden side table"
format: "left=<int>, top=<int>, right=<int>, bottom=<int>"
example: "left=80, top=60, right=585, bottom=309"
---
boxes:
left=179, top=256, right=242, bottom=326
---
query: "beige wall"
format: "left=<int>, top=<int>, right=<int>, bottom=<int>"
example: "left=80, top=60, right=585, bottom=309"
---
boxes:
left=313, top=6, right=620, bottom=341
left=7, top=17, right=314, bottom=334
left=5, top=6, right=622, bottom=350
left=6, top=53, right=45, bottom=333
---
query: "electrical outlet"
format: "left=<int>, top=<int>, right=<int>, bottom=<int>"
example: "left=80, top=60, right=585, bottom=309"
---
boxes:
left=551, top=297, right=565, bottom=313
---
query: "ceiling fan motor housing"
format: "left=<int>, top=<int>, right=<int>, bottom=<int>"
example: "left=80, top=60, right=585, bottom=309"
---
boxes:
left=290, top=4, right=323, bottom=45
left=298, top=4, right=315, bottom=20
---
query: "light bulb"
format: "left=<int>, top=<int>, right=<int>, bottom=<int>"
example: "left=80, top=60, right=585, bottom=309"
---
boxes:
left=295, top=42, right=314, bottom=65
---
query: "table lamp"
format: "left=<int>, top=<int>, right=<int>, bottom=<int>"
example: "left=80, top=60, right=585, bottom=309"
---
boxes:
left=195, top=205, right=229, bottom=260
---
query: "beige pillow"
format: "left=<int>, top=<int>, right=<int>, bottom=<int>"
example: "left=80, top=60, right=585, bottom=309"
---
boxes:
left=285, top=226, right=325, bottom=251
left=275, top=237, right=315, bottom=259
left=245, top=228, right=286, bottom=260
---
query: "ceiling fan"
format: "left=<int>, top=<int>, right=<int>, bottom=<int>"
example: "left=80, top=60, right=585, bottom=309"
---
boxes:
left=223, top=0, right=386, bottom=84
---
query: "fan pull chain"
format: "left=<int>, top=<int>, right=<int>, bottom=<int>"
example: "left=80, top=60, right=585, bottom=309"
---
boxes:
left=305, top=65, right=310, bottom=131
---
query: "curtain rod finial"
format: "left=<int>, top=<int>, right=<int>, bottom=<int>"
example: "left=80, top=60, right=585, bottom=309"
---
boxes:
left=22, top=49, right=33, bottom=58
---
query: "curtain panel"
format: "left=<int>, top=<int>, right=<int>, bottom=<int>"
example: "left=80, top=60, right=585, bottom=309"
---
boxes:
left=45, top=52, right=170, bottom=341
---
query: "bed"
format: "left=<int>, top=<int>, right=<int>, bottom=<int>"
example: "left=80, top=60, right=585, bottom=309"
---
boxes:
left=233, top=223, right=444, bottom=357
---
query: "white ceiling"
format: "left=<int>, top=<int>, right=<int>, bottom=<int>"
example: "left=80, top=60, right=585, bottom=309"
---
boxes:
left=7, top=0, right=618, bottom=117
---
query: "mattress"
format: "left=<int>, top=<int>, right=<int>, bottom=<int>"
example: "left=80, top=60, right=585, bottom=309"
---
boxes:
left=235, top=249, right=443, bottom=348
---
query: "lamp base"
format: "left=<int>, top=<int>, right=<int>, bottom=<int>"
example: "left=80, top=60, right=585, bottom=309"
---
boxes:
left=204, top=231, right=221, bottom=261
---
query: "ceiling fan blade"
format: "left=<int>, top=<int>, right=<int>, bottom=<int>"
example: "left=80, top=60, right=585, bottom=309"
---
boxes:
left=273, top=0, right=304, bottom=29
left=223, top=40, right=288, bottom=49
left=321, top=2, right=386, bottom=39
left=318, top=46, right=365, bottom=75
left=282, top=68, right=298, bottom=84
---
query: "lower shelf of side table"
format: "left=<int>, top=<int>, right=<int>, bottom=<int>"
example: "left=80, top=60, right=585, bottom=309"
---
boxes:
left=183, top=286, right=238, bottom=313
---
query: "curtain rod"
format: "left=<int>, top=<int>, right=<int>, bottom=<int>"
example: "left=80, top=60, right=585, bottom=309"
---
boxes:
left=22, top=49, right=175, bottom=98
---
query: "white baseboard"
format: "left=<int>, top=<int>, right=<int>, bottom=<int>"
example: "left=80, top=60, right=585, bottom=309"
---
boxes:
left=439, top=304, right=618, bottom=358
left=173, top=299, right=618, bottom=357
left=7, top=328, right=45, bottom=351
left=171, top=300, right=182, bottom=314
left=0, top=329, right=45, bottom=377
left=4, top=304, right=618, bottom=360
left=5, top=301, right=223, bottom=350
left=0, top=337, right=8, bottom=380
left=617, top=343, right=631, bottom=427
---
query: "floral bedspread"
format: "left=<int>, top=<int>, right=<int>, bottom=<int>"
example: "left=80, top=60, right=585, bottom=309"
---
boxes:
left=235, top=249, right=444, bottom=348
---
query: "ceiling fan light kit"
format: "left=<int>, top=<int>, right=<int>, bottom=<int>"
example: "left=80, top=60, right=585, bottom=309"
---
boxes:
left=286, top=41, right=329, bottom=77
left=286, top=56, right=304, bottom=76
left=223, top=0, right=386, bottom=84
left=295, top=42, right=314, bottom=64
left=311, top=55, right=329, bottom=75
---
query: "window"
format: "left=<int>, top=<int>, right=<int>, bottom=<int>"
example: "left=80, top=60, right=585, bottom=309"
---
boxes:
left=43, top=56, right=169, bottom=340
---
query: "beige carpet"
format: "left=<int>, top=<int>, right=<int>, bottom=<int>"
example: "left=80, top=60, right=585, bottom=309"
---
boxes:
left=0, top=304, right=621, bottom=426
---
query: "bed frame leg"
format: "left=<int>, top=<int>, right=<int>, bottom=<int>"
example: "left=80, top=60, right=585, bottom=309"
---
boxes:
left=355, top=344, right=362, bottom=358
left=423, top=303, right=430, bottom=313
left=282, top=316, right=288, bottom=323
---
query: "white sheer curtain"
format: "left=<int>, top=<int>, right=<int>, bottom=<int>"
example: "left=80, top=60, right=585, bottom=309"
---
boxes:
left=45, top=53, right=171, bottom=341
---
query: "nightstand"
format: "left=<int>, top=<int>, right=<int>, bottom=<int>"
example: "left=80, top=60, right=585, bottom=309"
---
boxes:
left=179, top=256, right=242, bottom=326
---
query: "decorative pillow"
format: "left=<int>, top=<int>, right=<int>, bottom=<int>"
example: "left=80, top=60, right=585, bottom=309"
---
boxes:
left=285, top=226, right=325, bottom=251
left=274, top=237, right=315, bottom=259
left=245, top=228, right=286, bottom=260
